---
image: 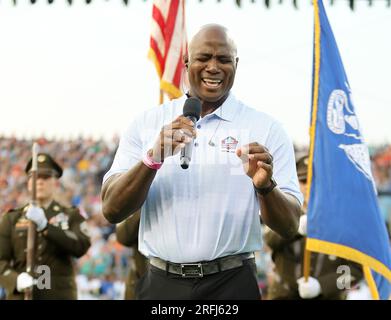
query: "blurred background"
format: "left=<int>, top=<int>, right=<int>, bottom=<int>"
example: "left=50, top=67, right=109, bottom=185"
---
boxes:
left=0, top=0, right=390, bottom=299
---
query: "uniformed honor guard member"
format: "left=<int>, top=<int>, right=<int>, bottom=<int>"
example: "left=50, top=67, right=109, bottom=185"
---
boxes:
left=115, top=210, right=147, bottom=300
left=264, top=155, right=363, bottom=300
left=0, top=153, right=91, bottom=300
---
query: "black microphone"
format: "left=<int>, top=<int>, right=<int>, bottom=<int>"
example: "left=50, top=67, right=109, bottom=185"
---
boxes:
left=180, top=97, right=201, bottom=169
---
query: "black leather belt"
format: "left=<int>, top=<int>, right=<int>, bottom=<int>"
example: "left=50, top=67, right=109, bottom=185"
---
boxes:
left=149, top=252, right=255, bottom=278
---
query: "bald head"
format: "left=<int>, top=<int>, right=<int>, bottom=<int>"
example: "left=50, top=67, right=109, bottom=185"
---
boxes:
left=188, top=24, right=237, bottom=59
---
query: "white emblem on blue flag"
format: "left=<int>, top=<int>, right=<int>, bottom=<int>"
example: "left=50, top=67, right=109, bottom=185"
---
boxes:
left=327, top=89, right=363, bottom=140
left=338, top=144, right=374, bottom=184
left=327, top=89, right=375, bottom=188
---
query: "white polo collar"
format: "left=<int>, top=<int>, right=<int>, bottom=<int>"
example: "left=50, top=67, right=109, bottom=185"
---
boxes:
left=184, top=91, right=238, bottom=123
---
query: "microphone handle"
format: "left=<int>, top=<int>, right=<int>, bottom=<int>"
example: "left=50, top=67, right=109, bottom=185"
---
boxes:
left=180, top=116, right=197, bottom=169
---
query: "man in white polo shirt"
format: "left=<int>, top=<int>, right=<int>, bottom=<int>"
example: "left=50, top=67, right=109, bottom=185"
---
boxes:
left=101, top=24, right=302, bottom=300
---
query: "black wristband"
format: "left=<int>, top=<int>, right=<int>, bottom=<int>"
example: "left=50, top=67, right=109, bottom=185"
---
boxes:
left=253, top=178, right=277, bottom=196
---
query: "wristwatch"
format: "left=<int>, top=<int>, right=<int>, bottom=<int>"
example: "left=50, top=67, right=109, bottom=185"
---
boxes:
left=253, top=178, right=277, bottom=196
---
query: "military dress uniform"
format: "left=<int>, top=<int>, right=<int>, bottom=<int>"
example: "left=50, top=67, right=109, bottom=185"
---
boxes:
left=0, top=153, right=91, bottom=300
left=264, top=155, right=363, bottom=300
left=264, top=229, right=363, bottom=300
left=115, top=210, right=147, bottom=300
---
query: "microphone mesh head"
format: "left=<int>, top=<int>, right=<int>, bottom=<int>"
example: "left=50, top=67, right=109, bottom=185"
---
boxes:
left=183, top=97, right=201, bottom=121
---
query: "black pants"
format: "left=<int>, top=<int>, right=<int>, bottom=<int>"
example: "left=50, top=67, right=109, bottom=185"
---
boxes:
left=135, top=259, right=261, bottom=300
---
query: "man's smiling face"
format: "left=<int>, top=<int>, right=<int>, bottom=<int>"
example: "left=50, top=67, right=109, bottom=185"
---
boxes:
left=187, top=26, right=238, bottom=103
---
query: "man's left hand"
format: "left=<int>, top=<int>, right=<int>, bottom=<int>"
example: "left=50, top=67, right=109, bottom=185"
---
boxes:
left=236, top=142, right=273, bottom=188
left=26, top=205, right=48, bottom=232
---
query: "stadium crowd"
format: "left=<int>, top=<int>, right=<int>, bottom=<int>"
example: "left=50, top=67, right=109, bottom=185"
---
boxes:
left=0, top=135, right=390, bottom=299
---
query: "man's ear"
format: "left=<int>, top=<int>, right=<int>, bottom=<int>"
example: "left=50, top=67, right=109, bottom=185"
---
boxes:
left=183, top=53, right=189, bottom=69
left=235, top=57, right=239, bottom=68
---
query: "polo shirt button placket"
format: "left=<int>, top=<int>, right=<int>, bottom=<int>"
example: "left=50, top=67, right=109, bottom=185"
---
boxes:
left=194, top=122, right=201, bottom=148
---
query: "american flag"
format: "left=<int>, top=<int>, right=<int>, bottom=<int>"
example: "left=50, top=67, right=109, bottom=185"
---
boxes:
left=148, top=0, right=188, bottom=100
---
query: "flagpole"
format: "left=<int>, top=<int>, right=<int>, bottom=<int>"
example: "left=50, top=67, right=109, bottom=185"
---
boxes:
left=25, top=142, right=38, bottom=300
left=303, top=239, right=311, bottom=281
left=303, top=0, right=321, bottom=283
left=159, top=89, right=164, bottom=105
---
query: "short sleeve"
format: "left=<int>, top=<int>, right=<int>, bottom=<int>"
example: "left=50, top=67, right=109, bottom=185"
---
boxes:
left=266, top=121, right=303, bottom=205
left=102, top=117, right=143, bottom=184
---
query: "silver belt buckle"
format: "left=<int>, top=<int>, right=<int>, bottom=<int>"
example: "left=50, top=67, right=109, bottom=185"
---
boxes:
left=180, top=263, right=203, bottom=278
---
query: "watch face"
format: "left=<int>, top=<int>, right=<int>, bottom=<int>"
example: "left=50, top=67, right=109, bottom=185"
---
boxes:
left=267, top=178, right=277, bottom=191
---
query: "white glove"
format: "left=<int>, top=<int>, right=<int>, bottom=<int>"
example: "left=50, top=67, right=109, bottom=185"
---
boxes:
left=26, top=205, right=48, bottom=232
left=297, top=276, right=321, bottom=299
left=297, top=214, right=307, bottom=236
left=16, top=272, right=35, bottom=293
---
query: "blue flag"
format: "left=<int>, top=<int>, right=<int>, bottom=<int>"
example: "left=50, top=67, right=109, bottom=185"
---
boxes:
left=306, top=0, right=391, bottom=299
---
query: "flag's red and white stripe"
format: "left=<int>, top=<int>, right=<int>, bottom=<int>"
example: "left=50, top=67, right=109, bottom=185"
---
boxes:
left=149, top=0, right=187, bottom=99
